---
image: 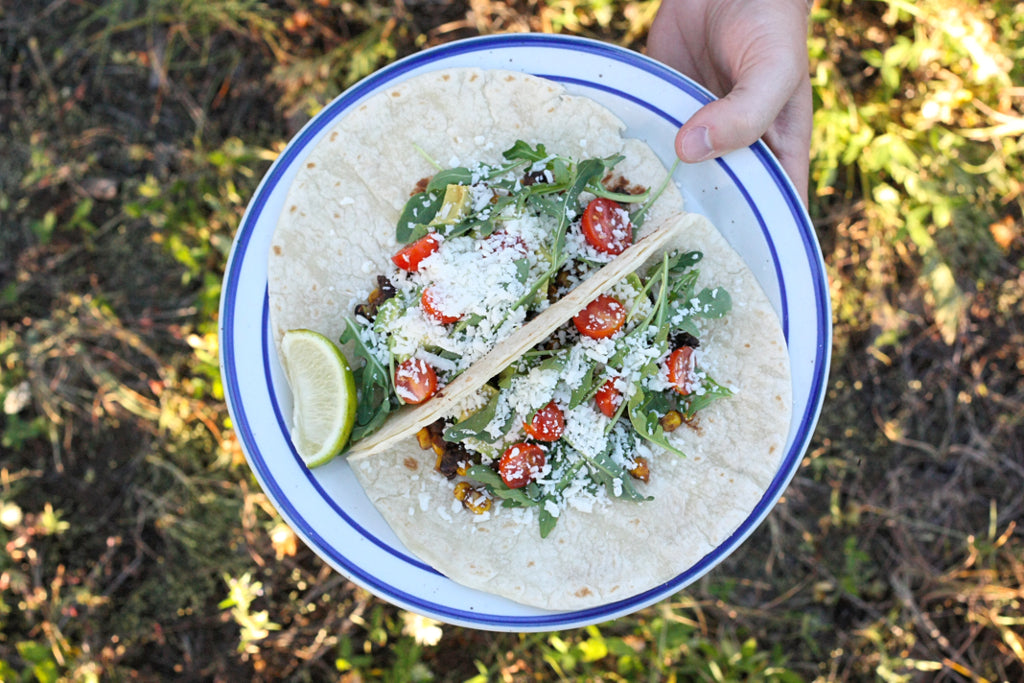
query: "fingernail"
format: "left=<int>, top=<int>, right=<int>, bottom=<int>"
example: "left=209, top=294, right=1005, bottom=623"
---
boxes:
left=680, top=126, right=713, bottom=162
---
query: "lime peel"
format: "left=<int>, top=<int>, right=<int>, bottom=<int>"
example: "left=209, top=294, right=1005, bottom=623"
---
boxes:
left=280, top=329, right=357, bottom=467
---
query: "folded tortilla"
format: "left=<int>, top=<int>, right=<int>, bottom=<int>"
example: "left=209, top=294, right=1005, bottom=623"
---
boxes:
left=350, top=213, right=792, bottom=610
left=268, top=67, right=682, bottom=353
left=268, top=67, right=792, bottom=610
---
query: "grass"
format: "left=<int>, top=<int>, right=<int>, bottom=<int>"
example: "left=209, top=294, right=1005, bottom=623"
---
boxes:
left=2, top=0, right=1023, bottom=680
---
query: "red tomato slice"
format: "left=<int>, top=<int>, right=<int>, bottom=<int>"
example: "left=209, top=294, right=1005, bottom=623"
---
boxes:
left=394, top=358, right=438, bottom=404
left=498, top=443, right=547, bottom=489
left=667, top=346, right=697, bottom=396
left=580, top=197, right=632, bottom=255
left=392, top=233, right=440, bottom=272
left=522, top=401, right=565, bottom=442
left=573, top=294, right=626, bottom=339
left=595, top=378, right=623, bottom=418
left=421, top=287, right=462, bottom=324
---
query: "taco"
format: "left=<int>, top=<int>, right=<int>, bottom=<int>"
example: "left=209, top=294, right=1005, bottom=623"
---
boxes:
left=349, top=212, right=792, bottom=610
left=269, top=68, right=686, bottom=453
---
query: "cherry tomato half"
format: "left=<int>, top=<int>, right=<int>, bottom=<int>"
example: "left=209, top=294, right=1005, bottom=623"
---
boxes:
left=667, top=346, right=697, bottom=396
left=420, top=286, right=462, bottom=324
left=394, top=358, right=438, bottom=404
left=573, top=294, right=626, bottom=339
left=392, top=233, right=440, bottom=272
left=522, top=401, right=565, bottom=442
left=595, top=378, right=623, bottom=418
left=498, top=443, right=547, bottom=489
left=580, top=197, right=633, bottom=255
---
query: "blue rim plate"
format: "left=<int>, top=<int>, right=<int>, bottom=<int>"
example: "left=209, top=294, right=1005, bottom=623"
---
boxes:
left=219, top=33, right=831, bottom=631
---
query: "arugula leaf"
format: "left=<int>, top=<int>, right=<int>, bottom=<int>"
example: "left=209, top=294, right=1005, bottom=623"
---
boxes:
left=567, top=360, right=602, bottom=409
left=663, top=253, right=701, bottom=300
left=589, top=186, right=650, bottom=205
left=585, top=450, right=651, bottom=503
left=566, top=156, right=620, bottom=215
left=465, top=465, right=537, bottom=506
left=395, top=169, right=477, bottom=243
left=425, top=167, right=473, bottom=193
left=443, top=390, right=512, bottom=445
left=445, top=194, right=518, bottom=240
left=547, top=157, right=572, bottom=186
left=525, top=193, right=562, bottom=220
left=339, top=316, right=394, bottom=444
left=503, top=140, right=551, bottom=164
left=395, top=191, right=443, bottom=243
left=537, top=503, right=558, bottom=538
left=513, top=257, right=531, bottom=285
left=691, top=287, right=732, bottom=319
left=627, top=386, right=686, bottom=457
left=679, top=377, right=733, bottom=419
left=631, top=158, right=680, bottom=228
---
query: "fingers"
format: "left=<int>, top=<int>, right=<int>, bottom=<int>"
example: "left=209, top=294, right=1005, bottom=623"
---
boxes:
left=646, top=0, right=813, bottom=204
left=672, top=5, right=812, bottom=204
left=677, top=73, right=812, bottom=205
left=677, top=80, right=791, bottom=162
left=762, top=77, right=813, bottom=207
left=673, top=13, right=808, bottom=161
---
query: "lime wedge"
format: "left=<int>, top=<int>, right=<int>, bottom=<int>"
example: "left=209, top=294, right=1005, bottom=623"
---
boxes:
left=280, top=329, right=357, bottom=467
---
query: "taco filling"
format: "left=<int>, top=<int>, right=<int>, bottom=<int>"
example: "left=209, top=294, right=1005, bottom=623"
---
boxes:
left=416, top=246, right=733, bottom=537
left=340, top=139, right=672, bottom=449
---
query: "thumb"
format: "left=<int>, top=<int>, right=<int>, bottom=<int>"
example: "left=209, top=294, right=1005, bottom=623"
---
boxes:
left=675, top=77, right=792, bottom=163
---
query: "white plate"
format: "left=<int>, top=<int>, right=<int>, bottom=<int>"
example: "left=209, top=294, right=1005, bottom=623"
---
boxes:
left=220, top=34, right=831, bottom=631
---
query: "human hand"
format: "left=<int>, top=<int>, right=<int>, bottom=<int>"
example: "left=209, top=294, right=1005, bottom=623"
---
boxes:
left=647, top=0, right=813, bottom=205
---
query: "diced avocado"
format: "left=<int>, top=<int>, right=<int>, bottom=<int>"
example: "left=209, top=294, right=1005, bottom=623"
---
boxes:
left=455, top=384, right=501, bottom=460
left=619, top=272, right=653, bottom=321
left=372, top=296, right=402, bottom=336
left=373, top=295, right=415, bottom=359
left=458, top=384, right=499, bottom=422
left=430, top=184, right=472, bottom=226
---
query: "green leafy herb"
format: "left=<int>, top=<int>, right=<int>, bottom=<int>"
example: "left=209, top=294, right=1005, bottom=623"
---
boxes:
left=631, top=158, right=680, bottom=228
left=425, top=167, right=473, bottom=192
left=395, top=191, right=444, bottom=243
left=627, top=386, right=686, bottom=458
left=503, top=140, right=551, bottom=164
left=339, top=316, right=394, bottom=444
left=443, top=390, right=512, bottom=445
left=679, top=377, right=733, bottom=419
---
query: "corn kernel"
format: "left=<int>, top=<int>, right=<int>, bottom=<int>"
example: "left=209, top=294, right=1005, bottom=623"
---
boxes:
left=660, top=410, right=683, bottom=432
left=453, top=482, right=492, bottom=514
left=629, top=456, right=650, bottom=483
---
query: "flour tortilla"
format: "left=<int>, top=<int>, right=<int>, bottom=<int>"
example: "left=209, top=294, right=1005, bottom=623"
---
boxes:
left=349, top=213, right=792, bottom=610
left=268, top=67, right=682, bottom=354
left=268, top=67, right=791, bottom=610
